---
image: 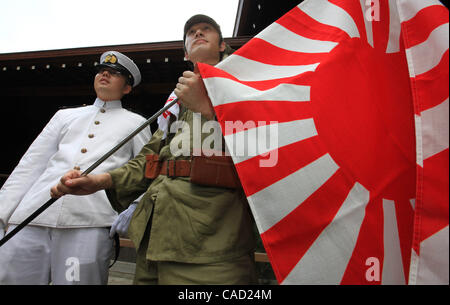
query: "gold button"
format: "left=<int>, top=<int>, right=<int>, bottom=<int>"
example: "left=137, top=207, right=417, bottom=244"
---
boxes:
left=73, top=166, right=81, bottom=171
left=88, top=134, right=94, bottom=138
left=94, top=121, right=100, bottom=125
left=81, top=148, right=87, bottom=153
left=100, top=108, right=106, bottom=113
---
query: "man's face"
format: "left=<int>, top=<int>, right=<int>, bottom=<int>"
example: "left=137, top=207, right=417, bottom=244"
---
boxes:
left=94, top=67, right=131, bottom=100
left=184, top=22, right=225, bottom=64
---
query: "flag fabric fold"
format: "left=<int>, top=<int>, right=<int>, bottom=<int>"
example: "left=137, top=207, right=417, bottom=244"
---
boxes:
left=198, top=0, right=448, bottom=284
left=399, top=0, right=449, bottom=285
left=157, top=91, right=180, bottom=140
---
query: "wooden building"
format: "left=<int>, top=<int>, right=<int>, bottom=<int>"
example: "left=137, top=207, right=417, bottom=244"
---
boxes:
left=0, top=0, right=301, bottom=185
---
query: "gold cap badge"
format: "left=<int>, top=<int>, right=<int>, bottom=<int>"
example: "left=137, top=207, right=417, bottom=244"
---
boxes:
left=104, top=54, right=118, bottom=64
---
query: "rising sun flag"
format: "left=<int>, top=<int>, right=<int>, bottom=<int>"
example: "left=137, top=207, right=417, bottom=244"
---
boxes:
left=197, top=0, right=449, bottom=284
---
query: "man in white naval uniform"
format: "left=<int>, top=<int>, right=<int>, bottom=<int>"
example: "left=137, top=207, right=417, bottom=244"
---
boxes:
left=0, top=51, right=151, bottom=285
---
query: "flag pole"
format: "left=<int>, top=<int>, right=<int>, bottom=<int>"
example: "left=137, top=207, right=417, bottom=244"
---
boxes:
left=0, top=98, right=178, bottom=248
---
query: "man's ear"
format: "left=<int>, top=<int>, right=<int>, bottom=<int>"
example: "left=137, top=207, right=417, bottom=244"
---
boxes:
left=184, top=51, right=190, bottom=62
left=219, top=41, right=226, bottom=53
left=123, top=84, right=132, bottom=95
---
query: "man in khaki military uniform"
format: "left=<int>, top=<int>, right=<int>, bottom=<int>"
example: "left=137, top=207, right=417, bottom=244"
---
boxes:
left=51, top=15, right=257, bottom=285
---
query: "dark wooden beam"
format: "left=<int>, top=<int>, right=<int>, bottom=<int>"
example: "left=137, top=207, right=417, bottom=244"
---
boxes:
left=0, top=37, right=251, bottom=63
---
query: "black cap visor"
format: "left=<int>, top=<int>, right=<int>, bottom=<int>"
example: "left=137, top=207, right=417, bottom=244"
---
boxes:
left=96, top=63, right=134, bottom=86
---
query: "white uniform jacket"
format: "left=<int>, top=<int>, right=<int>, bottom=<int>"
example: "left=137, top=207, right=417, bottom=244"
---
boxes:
left=0, top=98, right=151, bottom=229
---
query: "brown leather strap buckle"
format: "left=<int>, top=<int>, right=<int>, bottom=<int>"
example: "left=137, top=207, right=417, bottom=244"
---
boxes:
left=145, top=154, right=161, bottom=179
left=166, top=159, right=176, bottom=178
left=190, top=155, right=241, bottom=189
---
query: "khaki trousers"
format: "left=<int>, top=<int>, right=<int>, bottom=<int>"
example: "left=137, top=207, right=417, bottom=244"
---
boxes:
left=133, top=226, right=257, bottom=285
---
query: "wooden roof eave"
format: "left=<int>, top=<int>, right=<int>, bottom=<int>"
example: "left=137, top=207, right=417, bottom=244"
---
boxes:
left=0, top=37, right=252, bottom=64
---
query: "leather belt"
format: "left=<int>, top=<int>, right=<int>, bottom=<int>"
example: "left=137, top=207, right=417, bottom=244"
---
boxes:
left=159, top=159, right=191, bottom=177
left=145, top=154, right=241, bottom=189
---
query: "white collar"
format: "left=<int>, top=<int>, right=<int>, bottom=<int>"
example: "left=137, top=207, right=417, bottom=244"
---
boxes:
left=94, top=98, right=122, bottom=109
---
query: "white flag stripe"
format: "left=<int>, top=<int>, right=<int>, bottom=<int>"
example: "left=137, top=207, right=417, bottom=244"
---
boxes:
left=421, top=97, right=449, bottom=161
left=406, top=23, right=449, bottom=76
left=397, top=0, right=444, bottom=22
left=409, top=248, right=420, bottom=284
left=248, top=153, right=339, bottom=234
left=405, top=48, right=417, bottom=78
left=360, top=0, right=374, bottom=47
left=416, top=226, right=449, bottom=284
left=283, top=183, right=370, bottom=284
left=216, top=54, right=319, bottom=82
left=203, top=76, right=310, bottom=107
left=299, top=0, right=360, bottom=39
left=386, top=0, right=401, bottom=53
left=382, top=199, right=406, bottom=284
left=414, top=114, right=424, bottom=167
left=256, top=22, right=338, bottom=53
left=225, top=119, right=317, bottom=164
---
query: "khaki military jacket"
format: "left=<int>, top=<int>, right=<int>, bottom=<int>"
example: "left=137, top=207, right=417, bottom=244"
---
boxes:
left=106, top=107, right=255, bottom=264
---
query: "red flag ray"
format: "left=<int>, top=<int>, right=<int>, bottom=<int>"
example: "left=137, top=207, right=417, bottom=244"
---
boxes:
left=204, top=77, right=311, bottom=107
left=247, top=154, right=339, bottom=235
left=260, top=168, right=355, bottom=283
left=295, top=0, right=360, bottom=39
left=235, top=135, right=326, bottom=197
left=372, top=0, right=391, bottom=51
left=198, top=61, right=316, bottom=91
left=218, top=55, right=319, bottom=83
left=402, top=5, right=449, bottom=47
left=328, top=0, right=369, bottom=43
left=277, top=6, right=350, bottom=42
left=253, top=22, right=339, bottom=55
left=281, top=182, right=370, bottom=284
left=226, top=119, right=319, bottom=174
left=340, top=195, right=384, bottom=284
left=413, top=50, right=449, bottom=113
left=215, top=101, right=313, bottom=135
left=419, top=149, right=449, bottom=243
left=234, top=38, right=329, bottom=66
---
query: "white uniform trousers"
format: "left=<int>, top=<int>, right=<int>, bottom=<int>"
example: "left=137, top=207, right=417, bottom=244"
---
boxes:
left=0, top=225, right=113, bottom=285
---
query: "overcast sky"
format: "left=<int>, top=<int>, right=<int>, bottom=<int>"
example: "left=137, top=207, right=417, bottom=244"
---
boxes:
left=0, top=0, right=240, bottom=54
